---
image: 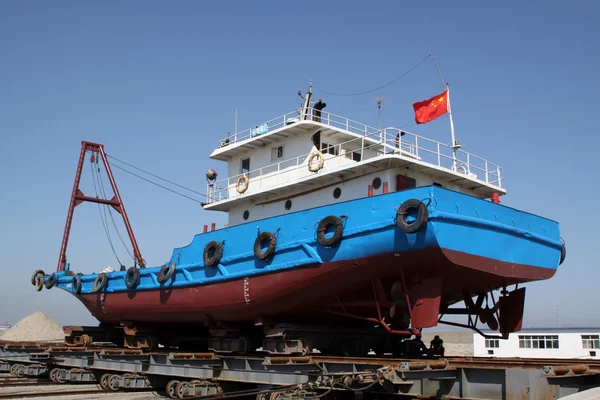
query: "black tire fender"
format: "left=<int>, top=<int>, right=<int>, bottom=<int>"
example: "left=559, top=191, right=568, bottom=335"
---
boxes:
left=31, top=269, right=45, bottom=285
left=125, top=267, right=140, bottom=289
left=93, top=273, right=108, bottom=293
left=254, top=231, right=277, bottom=260
left=73, top=276, right=82, bottom=295
left=559, top=238, right=566, bottom=265
left=316, top=215, right=344, bottom=247
left=34, top=274, right=45, bottom=292
left=203, top=241, right=223, bottom=267
left=157, top=262, right=176, bottom=284
left=396, top=199, right=428, bottom=234
left=45, top=273, right=58, bottom=289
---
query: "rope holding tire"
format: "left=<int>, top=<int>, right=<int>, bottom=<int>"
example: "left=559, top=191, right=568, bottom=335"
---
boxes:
left=308, top=151, right=324, bottom=172
left=236, top=174, right=249, bottom=194
left=125, top=267, right=140, bottom=289
left=396, top=199, right=428, bottom=234
left=157, top=262, right=176, bottom=284
left=93, top=273, right=108, bottom=293
left=316, top=215, right=344, bottom=247
left=254, top=231, right=277, bottom=260
left=203, top=241, right=223, bottom=267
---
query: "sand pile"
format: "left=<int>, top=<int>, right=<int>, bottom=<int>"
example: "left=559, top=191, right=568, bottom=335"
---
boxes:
left=0, top=312, right=64, bottom=342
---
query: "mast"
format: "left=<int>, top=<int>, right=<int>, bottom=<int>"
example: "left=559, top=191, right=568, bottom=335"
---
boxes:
left=300, top=80, right=313, bottom=120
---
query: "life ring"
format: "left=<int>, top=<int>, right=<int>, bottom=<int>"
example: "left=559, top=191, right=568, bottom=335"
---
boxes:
left=559, top=237, right=566, bottom=265
left=93, top=273, right=108, bottom=293
left=125, top=267, right=140, bottom=289
left=45, top=273, right=58, bottom=289
left=203, top=241, right=223, bottom=267
left=236, top=175, right=249, bottom=194
left=254, top=231, right=277, bottom=260
left=157, top=262, right=176, bottom=284
left=72, top=276, right=82, bottom=295
left=316, top=215, right=344, bottom=247
left=396, top=199, right=428, bottom=234
left=308, top=152, right=324, bottom=172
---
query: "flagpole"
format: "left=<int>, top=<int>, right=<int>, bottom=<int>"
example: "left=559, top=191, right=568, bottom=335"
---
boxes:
left=447, top=85, right=459, bottom=172
left=430, top=54, right=460, bottom=171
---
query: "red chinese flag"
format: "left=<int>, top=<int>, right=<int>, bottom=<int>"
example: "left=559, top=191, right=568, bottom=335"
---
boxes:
left=412, top=90, right=448, bottom=124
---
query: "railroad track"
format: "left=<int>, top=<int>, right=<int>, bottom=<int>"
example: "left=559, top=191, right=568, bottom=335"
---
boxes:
left=2, top=344, right=600, bottom=399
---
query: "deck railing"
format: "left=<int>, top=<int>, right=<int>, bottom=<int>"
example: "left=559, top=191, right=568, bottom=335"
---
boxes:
left=207, top=109, right=503, bottom=204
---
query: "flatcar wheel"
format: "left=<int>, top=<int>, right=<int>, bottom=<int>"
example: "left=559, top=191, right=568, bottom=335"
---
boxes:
left=49, top=368, right=60, bottom=383
left=269, top=391, right=283, bottom=400
left=55, top=369, right=68, bottom=384
left=166, top=380, right=180, bottom=399
left=108, top=374, right=121, bottom=391
left=10, top=364, right=23, bottom=377
left=99, top=373, right=112, bottom=390
left=176, top=381, right=191, bottom=398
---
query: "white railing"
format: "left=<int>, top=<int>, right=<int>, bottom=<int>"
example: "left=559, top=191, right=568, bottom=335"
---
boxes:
left=207, top=110, right=503, bottom=204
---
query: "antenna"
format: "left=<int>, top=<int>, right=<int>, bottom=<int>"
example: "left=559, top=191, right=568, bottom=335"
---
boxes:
left=374, top=97, right=386, bottom=131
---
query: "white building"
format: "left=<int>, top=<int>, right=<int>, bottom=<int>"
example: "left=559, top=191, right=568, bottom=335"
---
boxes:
left=473, top=328, right=600, bottom=359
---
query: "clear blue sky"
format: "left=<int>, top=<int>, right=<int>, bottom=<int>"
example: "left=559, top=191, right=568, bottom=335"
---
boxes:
left=1, top=1, right=598, bottom=330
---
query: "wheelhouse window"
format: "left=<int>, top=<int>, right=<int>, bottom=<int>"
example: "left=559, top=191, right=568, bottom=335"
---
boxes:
left=582, top=335, right=600, bottom=349
left=485, top=339, right=499, bottom=348
left=321, top=142, right=338, bottom=156
left=240, top=158, right=250, bottom=176
left=518, top=335, right=559, bottom=349
left=271, top=146, right=284, bottom=161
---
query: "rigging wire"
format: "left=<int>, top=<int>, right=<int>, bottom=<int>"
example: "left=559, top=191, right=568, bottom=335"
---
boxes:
left=313, top=53, right=433, bottom=97
left=94, top=159, right=135, bottom=262
left=107, top=154, right=206, bottom=198
left=90, top=155, right=124, bottom=267
left=109, top=162, right=203, bottom=204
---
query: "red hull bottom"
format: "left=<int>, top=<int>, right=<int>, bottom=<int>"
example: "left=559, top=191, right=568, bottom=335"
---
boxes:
left=77, top=248, right=555, bottom=328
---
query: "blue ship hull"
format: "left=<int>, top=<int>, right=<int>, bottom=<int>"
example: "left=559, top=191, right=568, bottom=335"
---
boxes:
left=49, top=186, right=562, bottom=326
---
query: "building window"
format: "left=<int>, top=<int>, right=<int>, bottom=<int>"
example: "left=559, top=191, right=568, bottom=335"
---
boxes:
left=271, top=145, right=284, bottom=161
left=485, top=339, right=499, bottom=348
left=240, top=158, right=250, bottom=176
left=518, top=335, right=559, bottom=349
left=582, top=335, right=600, bottom=349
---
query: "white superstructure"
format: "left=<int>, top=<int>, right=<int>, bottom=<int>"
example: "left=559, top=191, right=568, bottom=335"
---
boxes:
left=203, top=85, right=505, bottom=226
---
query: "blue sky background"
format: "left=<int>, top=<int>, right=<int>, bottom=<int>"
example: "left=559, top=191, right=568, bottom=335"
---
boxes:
left=1, top=1, right=598, bottom=330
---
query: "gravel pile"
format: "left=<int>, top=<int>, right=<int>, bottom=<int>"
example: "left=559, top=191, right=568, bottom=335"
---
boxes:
left=0, top=312, right=64, bottom=342
left=444, top=343, right=474, bottom=356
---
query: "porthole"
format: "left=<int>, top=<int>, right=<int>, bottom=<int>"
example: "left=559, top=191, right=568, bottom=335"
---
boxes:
left=372, top=177, right=382, bottom=190
left=333, top=187, right=341, bottom=199
left=285, top=200, right=292, bottom=210
left=243, top=210, right=250, bottom=220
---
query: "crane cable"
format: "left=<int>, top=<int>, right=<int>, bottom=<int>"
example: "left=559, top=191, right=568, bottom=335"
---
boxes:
left=94, top=156, right=136, bottom=263
left=107, top=154, right=206, bottom=198
left=90, top=155, right=125, bottom=267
